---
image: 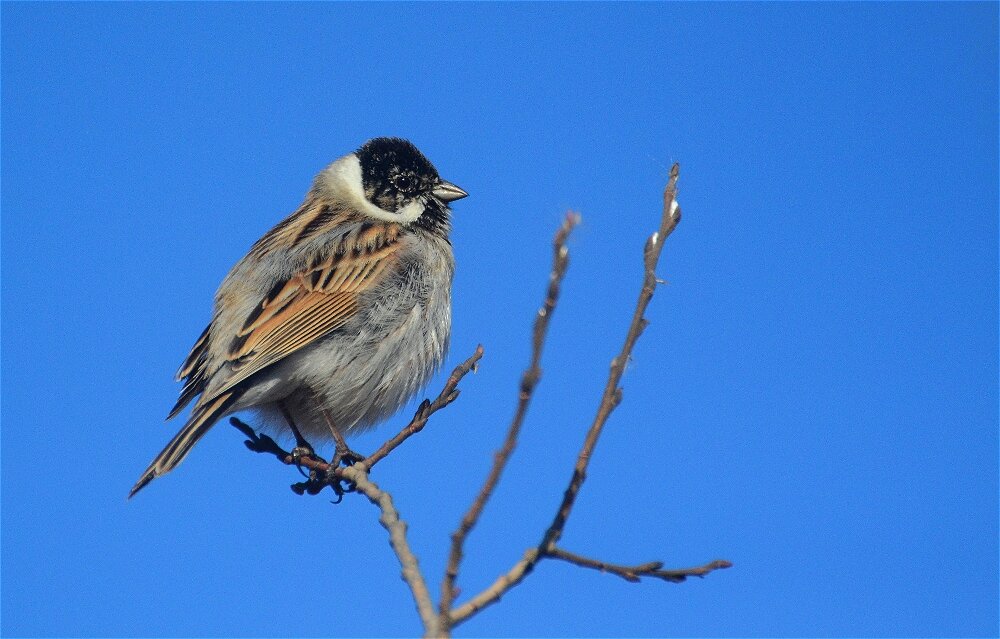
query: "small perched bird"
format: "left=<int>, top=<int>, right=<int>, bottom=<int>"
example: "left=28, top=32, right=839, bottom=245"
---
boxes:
left=130, top=138, right=467, bottom=497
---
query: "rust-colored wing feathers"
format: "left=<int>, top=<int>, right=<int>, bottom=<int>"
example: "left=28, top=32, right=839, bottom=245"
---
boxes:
left=167, top=218, right=404, bottom=419
left=143, top=218, right=405, bottom=497
left=212, top=223, right=403, bottom=396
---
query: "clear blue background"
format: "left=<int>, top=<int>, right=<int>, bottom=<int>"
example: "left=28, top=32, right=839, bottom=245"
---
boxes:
left=2, top=3, right=997, bottom=637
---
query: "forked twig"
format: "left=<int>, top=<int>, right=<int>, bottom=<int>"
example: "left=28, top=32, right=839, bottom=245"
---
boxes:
left=234, top=346, right=484, bottom=633
left=445, top=164, right=729, bottom=632
left=439, top=212, right=580, bottom=629
left=448, top=548, right=731, bottom=626
left=539, top=164, right=682, bottom=551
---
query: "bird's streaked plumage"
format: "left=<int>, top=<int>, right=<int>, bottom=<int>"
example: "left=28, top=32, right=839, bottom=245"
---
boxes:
left=130, top=138, right=467, bottom=498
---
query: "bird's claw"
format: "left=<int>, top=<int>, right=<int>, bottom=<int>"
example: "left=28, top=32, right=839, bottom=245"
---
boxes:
left=290, top=444, right=317, bottom=461
left=287, top=444, right=319, bottom=477
left=327, top=469, right=357, bottom=502
left=288, top=463, right=356, bottom=502
left=332, top=446, right=364, bottom=468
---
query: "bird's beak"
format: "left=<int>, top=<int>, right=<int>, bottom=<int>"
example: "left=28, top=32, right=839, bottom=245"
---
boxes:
left=432, top=181, right=468, bottom=202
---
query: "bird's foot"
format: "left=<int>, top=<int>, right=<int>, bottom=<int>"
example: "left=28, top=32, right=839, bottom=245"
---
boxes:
left=231, top=417, right=358, bottom=502
left=332, top=444, right=364, bottom=468
left=291, top=466, right=356, bottom=503
left=327, top=471, right=357, bottom=503
left=290, top=442, right=319, bottom=462
left=325, top=444, right=362, bottom=503
left=290, top=471, right=330, bottom=498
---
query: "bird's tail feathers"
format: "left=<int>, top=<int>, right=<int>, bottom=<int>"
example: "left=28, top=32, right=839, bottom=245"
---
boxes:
left=128, top=391, right=236, bottom=499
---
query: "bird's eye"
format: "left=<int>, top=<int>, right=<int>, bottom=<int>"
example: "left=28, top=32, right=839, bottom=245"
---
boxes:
left=392, top=174, right=414, bottom=192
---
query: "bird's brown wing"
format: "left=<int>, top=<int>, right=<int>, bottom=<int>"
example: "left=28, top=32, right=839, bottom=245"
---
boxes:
left=212, top=222, right=404, bottom=397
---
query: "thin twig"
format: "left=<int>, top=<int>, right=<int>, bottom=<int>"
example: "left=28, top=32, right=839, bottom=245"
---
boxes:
left=447, top=165, right=721, bottom=627
left=364, top=345, right=485, bottom=470
left=539, top=164, right=682, bottom=552
left=439, top=212, right=580, bottom=632
left=449, top=548, right=539, bottom=627
left=449, top=549, right=731, bottom=629
left=548, top=546, right=732, bottom=584
left=340, top=464, right=440, bottom=637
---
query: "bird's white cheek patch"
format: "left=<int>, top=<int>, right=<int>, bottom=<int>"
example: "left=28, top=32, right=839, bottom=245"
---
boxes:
left=321, top=155, right=426, bottom=224
left=393, top=199, right=426, bottom=223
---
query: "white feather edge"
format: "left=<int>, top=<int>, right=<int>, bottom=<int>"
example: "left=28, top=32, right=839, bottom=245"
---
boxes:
left=318, top=154, right=425, bottom=224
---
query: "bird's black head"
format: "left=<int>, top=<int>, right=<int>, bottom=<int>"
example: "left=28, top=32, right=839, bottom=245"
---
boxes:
left=356, top=137, right=467, bottom=214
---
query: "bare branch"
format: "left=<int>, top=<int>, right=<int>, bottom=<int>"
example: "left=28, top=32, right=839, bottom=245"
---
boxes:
left=539, top=164, right=682, bottom=552
left=445, top=165, right=726, bottom=627
left=340, top=464, right=440, bottom=637
left=364, top=345, right=485, bottom=470
left=449, top=548, right=539, bottom=627
left=439, top=212, right=581, bottom=631
left=548, top=546, right=732, bottom=584
left=448, top=548, right=731, bottom=629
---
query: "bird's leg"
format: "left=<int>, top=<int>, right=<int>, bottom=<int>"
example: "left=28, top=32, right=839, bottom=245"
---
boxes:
left=320, top=409, right=364, bottom=467
left=277, top=400, right=319, bottom=468
left=276, top=400, right=336, bottom=494
left=315, top=408, right=363, bottom=497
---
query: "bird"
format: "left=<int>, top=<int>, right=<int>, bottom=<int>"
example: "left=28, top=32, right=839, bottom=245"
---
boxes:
left=130, top=137, right=467, bottom=498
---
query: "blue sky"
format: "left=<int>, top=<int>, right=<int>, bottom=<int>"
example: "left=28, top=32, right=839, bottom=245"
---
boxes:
left=2, top=2, right=997, bottom=637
